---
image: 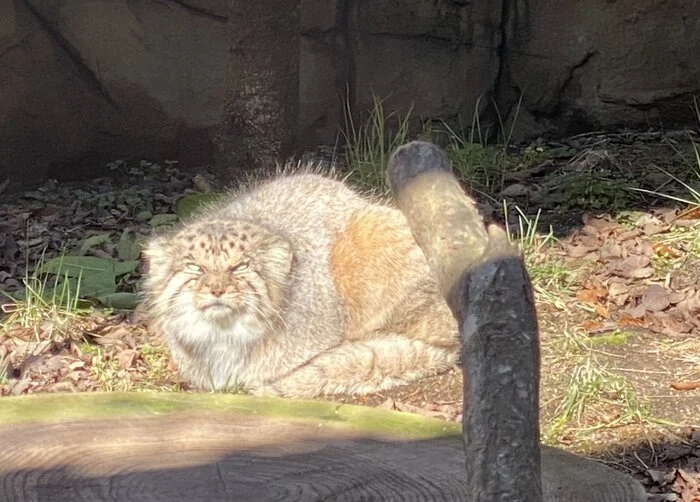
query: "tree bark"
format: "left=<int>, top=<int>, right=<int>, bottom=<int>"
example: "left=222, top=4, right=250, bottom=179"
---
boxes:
left=388, top=141, right=543, bottom=502
left=217, top=1, right=301, bottom=175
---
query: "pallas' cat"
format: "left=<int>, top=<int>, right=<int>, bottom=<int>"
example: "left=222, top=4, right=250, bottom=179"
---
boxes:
left=142, top=170, right=459, bottom=397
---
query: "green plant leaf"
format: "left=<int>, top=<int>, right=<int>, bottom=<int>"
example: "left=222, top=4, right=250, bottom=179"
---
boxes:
left=114, top=260, right=139, bottom=277
left=37, top=256, right=117, bottom=298
left=150, top=213, right=179, bottom=227
left=135, top=210, right=153, bottom=221
left=175, top=193, right=222, bottom=219
left=96, top=292, right=140, bottom=310
left=78, top=234, right=112, bottom=256
left=548, top=146, right=578, bottom=158
left=117, top=229, right=141, bottom=261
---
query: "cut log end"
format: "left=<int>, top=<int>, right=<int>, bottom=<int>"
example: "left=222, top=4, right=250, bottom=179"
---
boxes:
left=387, top=141, right=453, bottom=190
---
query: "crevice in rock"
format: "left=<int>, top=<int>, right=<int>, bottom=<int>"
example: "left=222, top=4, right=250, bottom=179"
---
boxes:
left=493, top=0, right=538, bottom=138
left=153, top=0, right=227, bottom=22
left=521, top=50, right=600, bottom=134
left=301, top=27, right=336, bottom=38
left=559, top=50, right=599, bottom=99
left=347, top=30, right=464, bottom=45
left=492, top=0, right=509, bottom=108
left=0, top=35, right=31, bottom=60
left=338, top=0, right=354, bottom=122
left=23, top=1, right=119, bottom=111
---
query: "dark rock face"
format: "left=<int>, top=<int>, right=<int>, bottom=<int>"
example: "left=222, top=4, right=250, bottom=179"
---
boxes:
left=504, top=0, right=700, bottom=136
left=1, top=0, right=228, bottom=190
left=1, top=0, right=698, bottom=189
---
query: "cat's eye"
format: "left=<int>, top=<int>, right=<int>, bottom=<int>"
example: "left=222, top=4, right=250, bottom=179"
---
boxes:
left=184, top=262, right=204, bottom=274
left=229, top=261, right=250, bottom=274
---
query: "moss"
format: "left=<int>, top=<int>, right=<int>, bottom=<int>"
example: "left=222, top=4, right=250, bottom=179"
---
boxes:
left=0, top=391, right=460, bottom=440
left=589, top=331, right=634, bottom=347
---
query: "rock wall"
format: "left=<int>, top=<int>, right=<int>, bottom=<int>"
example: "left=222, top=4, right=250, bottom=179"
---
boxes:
left=1, top=0, right=698, bottom=189
left=504, top=0, right=700, bottom=138
left=1, top=0, right=229, bottom=188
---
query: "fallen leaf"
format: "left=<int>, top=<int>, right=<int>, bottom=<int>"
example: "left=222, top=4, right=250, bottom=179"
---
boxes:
left=609, top=255, right=654, bottom=279
left=577, top=290, right=605, bottom=304
left=608, top=282, right=631, bottom=306
left=594, top=303, right=610, bottom=318
left=618, top=229, right=643, bottom=241
left=68, top=361, right=86, bottom=371
left=676, top=206, right=700, bottom=221
left=642, top=284, right=672, bottom=312
left=117, top=349, right=138, bottom=369
left=655, top=313, right=694, bottom=337
left=11, top=339, right=53, bottom=357
left=599, top=242, right=624, bottom=260
left=671, top=381, right=700, bottom=391
left=499, top=183, right=532, bottom=198
left=566, top=244, right=593, bottom=258
left=658, top=207, right=680, bottom=223
left=617, top=314, right=647, bottom=327
left=581, top=320, right=603, bottom=331
left=582, top=214, right=618, bottom=233
left=626, top=303, right=648, bottom=319
left=654, top=242, right=684, bottom=259
left=671, top=469, right=700, bottom=502
left=646, top=469, right=672, bottom=486
left=9, top=378, right=32, bottom=395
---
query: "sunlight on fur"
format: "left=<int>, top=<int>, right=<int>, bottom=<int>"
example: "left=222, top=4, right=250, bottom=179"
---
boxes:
left=142, top=166, right=459, bottom=398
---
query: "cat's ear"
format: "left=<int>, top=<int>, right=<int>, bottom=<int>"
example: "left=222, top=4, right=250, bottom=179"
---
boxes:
left=258, top=236, right=293, bottom=307
left=142, top=235, right=172, bottom=280
left=259, top=235, right=293, bottom=280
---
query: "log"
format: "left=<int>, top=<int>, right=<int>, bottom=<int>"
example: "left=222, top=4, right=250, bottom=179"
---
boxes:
left=388, top=141, right=542, bottom=501
left=388, top=141, right=646, bottom=502
left=0, top=393, right=646, bottom=501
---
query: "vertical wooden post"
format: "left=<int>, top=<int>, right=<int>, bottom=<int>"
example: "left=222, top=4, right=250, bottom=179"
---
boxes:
left=388, top=141, right=543, bottom=502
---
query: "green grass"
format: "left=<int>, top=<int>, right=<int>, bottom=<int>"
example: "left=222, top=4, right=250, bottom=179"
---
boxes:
left=342, top=94, right=412, bottom=190
left=547, top=169, right=635, bottom=214
left=541, top=351, right=654, bottom=443
left=1, top=252, right=89, bottom=342
left=500, top=203, right=575, bottom=307
left=437, top=106, right=513, bottom=195
left=80, top=341, right=180, bottom=392
left=630, top=98, right=700, bottom=209
left=341, top=92, right=541, bottom=198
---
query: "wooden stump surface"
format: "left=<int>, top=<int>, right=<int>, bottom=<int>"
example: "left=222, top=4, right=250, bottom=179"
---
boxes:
left=0, top=392, right=645, bottom=502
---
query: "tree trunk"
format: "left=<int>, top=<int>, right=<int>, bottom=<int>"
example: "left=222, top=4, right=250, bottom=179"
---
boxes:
left=217, top=1, right=301, bottom=175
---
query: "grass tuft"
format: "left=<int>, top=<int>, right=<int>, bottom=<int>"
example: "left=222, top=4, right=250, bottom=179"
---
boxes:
left=1, top=252, right=89, bottom=342
left=542, top=352, right=654, bottom=443
left=342, top=94, right=412, bottom=190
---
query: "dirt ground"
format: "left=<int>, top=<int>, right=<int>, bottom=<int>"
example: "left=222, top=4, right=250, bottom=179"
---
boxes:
left=2, top=131, right=700, bottom=500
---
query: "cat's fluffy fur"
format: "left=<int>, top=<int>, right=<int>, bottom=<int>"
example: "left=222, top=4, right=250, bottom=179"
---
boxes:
left=142, top=169, right=459, bottom=398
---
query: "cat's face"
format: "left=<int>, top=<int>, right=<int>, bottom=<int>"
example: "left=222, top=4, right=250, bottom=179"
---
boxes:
left=142, top=220, right=293, bottom=342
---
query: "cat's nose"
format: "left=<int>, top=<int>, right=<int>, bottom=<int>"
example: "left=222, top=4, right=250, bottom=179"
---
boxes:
left=211, top=288, right=224, bottom=297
